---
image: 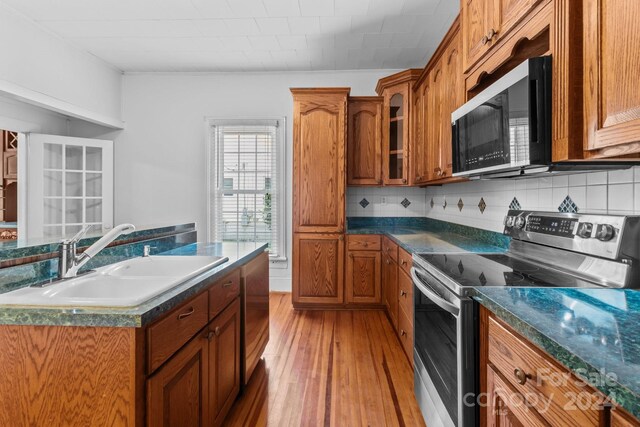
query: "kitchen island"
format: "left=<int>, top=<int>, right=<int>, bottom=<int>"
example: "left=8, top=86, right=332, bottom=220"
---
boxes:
left=0, top=242, right=268, bottom=427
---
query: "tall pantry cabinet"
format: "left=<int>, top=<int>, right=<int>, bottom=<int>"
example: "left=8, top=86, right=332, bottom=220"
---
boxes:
left=291, top=88, right=349, bottom=308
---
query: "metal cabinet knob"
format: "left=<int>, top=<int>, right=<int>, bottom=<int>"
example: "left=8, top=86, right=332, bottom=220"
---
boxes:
left=402, top=178, right=407, bottom=184
left=481, top=35, right=489, bottom=45
left=214, top=326, right=221, bottom=337
left=400, top=329, right=407, bottom=337
left=487, top=28, right=496, bottom=40
left=514, top=368, right=532, bottom=385
left=400, top=290, right=407, bottom=297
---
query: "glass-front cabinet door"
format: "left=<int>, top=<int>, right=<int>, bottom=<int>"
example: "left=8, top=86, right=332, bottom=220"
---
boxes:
left=382, top=82, right=412, bottom=186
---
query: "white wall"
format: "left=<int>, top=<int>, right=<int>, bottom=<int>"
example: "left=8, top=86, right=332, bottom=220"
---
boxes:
left=0, top=3, right=122, bottom=125
left=115, top=69, right=399, bottom=291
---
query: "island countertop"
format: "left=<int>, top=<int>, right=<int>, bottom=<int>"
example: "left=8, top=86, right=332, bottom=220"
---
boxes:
left=0, top=242, right=267, bottom=328
left=473, top=286, right=640, bottom=419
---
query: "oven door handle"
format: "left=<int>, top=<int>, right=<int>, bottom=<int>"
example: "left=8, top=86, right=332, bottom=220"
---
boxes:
left=411, top=268, right=460, bottom=317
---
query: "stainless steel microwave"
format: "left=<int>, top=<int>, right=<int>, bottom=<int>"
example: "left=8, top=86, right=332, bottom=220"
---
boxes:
left=451, top=56, right=552, bottom=178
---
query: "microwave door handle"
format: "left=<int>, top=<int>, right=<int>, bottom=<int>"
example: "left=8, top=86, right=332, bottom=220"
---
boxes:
left=411, top=268, right=460, bottom=317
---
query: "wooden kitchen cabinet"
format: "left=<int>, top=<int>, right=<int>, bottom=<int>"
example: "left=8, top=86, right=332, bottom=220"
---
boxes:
left=376, top=70, right=421, bottom=186
left=583, top=0, right=640, bottom=157
left=208, top=298, right=241, bottom=426
left=293, top=233, right=344, bottom=306
left=346, top=250, right=382, bottom=305
left=347, top=96, right=384, bottom=185
left=147, top=329, right=210, bottom=427
left=291, top=88, right=349, bottom=233
left=382, top=236, right=400, bottom=330
left=148, top=298, right=241, bottom=427
left=413, top=17, right=465, bottom=184
left=462, top=0, right=543, bottom=72
left=479, top=307, right=640, bottom=427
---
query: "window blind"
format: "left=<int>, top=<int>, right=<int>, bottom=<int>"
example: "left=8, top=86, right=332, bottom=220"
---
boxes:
left=209, top=119, right=282, bottom=258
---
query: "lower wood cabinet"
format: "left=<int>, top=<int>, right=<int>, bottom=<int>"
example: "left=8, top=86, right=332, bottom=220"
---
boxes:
left=293, top=233, right=344, bottom=307
left=382, top=251, right=399, bottom=330
left=147, top=298, right=241, bottom=427
left=481, top=306, right=639, bottom=427
left=346, top=250, right=382, bottom=304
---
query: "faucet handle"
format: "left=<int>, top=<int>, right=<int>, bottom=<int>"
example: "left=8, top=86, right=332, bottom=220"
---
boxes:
left=66, top=224, right=94, bottom=244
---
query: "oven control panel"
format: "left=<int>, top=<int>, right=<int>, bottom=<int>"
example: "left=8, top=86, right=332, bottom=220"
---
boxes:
left=502, top=210, right=636, bottom=260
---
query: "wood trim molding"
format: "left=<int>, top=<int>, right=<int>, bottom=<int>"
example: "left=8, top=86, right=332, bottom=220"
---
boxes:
left=375, top=69, right=422, bottom=95
left=290, top=87, right=351, bottom=96
left=414, top=15, right=461, bottom=89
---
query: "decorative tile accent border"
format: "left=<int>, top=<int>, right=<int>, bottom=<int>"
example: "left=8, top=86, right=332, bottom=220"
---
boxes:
left=359, top=198, right=370, bottom=208
left=558, top=195, right=579, bottom=213
left=509, top=197, right=521, bottom=210
left=457, top=198, right=464, bottom=211
left=478, top=197, right=487, bottom=214
left=401, top=198, right=411, bottom=208
left=430, top=198, right=435, bottom=208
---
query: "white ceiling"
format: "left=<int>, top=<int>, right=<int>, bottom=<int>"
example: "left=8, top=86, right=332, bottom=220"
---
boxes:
left=3, top=0, right=459, bottom=72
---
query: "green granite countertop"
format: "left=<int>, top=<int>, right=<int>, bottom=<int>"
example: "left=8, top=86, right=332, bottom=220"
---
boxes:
left=473, top=287, right=640, bottom=419
left=347, top=217, right=509, bottom=254
left=0, top=242, right=267, bottom=328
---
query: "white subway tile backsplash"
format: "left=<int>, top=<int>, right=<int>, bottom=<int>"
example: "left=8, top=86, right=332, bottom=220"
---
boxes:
left=608, top=168, right=634, bottom=184
left=350, top=167, right=640, bottom=232
left=586, top=171, right=608, bottom=186
left=608, top=183, right=634, bottom=211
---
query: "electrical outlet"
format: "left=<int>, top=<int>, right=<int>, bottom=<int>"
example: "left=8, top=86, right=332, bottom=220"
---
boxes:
left=381, top=196, right=387, bottom=205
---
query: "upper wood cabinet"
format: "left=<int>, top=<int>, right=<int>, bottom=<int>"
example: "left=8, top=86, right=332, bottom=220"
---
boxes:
left=292, top=88, right=349, bottom=233
left=293, top=233, right=345, bottom=306
left=347, top=96, right=383, bottom=185
left=376, top=70, right=421, bottom=186
left=413, top=17, right=465, bottom=185
left=583, top=0, right=640, bottom=156
left=462, top=0, right=543, bottom=72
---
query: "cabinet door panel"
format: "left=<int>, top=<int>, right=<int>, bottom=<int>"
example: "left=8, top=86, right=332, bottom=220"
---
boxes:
left=463, top=0, right=493, bottom=71
left=348, top=98, right=383, bottom=185
left=487, top=365, right=548, bottom=427
left=411, top=82, right=428, bottom=184
left=293, top=92, right=346, bottom=233
left=147, top=332, right=209, bottom=427
left=441, top=34, right=464, bottom=178
left=584, top=0, right=640, bottom=153
left=346, top=250, right=381, bottom=304
left=383, top=84, right=410, bottom=185
left=427, top=64, right=444, bottom=180
left=383, top=254, right=398, bottom=330
left=210, top=298, right=241, bottom=426
left=293, top=234, right=344, bottom=305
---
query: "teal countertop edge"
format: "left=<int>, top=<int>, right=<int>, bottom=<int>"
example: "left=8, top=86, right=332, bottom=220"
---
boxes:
left=346, top=216, right=510, bottom=254
left=0, top=223, right=196, bottom=263
left=472, top=287, right=640, bottom=419
left=0, top=242, right=268, bottom=328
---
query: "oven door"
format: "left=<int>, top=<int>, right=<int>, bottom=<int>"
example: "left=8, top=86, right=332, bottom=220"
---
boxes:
left=411, top=267, right=476, bottom=427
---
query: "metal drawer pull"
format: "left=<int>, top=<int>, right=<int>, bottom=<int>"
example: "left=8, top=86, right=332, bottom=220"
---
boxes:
left=400, top=329, right=407, bottom=337
left=178, top=307, right=195, bottom=320
left=401, top=260, right=407, bottom=266
left=222, top=281, right=234, bottom=288
left=514, top=368, right=532, bottom=385
left=206, top=330, right=215, bottom=341
left=363, top=242, right=368, bottom=247
left=400, top=290, right=407, bottom=297
left=214, top=326, right=221, bottom=336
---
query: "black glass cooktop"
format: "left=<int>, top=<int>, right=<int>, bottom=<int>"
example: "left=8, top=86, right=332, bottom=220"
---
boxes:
left=416, top=253, right=601, bottom=288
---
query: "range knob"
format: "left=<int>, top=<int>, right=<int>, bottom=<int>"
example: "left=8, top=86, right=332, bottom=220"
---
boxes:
left=577, top=222, right=593, bottom=238
left=504, top=216, right=515, bottom=227
left=514, top=217, right=526, bottom=229
left=595, top=224, right=615, bottom=241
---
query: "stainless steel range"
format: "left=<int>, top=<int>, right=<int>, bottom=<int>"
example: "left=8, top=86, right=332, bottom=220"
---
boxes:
left=410, top=210, right=640, bottom=427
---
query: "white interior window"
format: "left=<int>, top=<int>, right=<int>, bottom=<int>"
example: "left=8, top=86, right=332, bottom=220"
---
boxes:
left=207, top=118, right=285, bottom=262
left=24, top=134, right=114, bottom=239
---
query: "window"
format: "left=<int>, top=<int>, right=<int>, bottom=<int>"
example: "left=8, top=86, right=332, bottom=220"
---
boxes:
left=208, top=119, right=285, bottom=261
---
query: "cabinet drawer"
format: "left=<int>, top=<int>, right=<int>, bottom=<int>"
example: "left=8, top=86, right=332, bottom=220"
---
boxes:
left=397, top=304, right=413, bottom=367
left=210, top=269, right=240, bottom=320
left=398, top=246, right=412, bottom=276
left=148, top=291, right=209, bottom=374
left=382, top=237, right=398, bottom=263
left=488, top=316, right=605, bottom=426
left=398, top=268, right=413, bottom=320
left=347, top=234, right=381, bottom=251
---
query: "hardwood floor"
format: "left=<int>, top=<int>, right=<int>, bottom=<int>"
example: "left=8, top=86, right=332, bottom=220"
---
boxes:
left=224, top=292, right=425, bottom=427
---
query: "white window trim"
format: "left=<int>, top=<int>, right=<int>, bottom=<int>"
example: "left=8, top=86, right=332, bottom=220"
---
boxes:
left=204, top=117, right=287, bottom=265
